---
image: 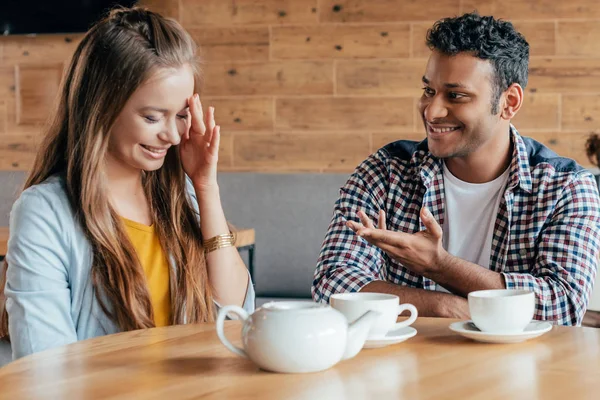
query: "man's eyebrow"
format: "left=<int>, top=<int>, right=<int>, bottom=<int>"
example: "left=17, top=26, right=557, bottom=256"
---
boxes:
left=422, top=77, right=469, bottom=89
left=444, top=82, right=468, bottom=89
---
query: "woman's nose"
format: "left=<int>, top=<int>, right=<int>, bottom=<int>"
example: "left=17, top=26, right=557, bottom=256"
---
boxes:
left=158, top=119, right=181, bottom=145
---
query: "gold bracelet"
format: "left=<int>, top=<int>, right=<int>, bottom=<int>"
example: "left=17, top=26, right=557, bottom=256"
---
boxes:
left=203, top=232, right=236, bottom=254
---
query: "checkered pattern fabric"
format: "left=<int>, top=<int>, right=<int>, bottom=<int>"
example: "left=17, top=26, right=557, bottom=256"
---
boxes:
left=313, top=127, right=600, bottom=325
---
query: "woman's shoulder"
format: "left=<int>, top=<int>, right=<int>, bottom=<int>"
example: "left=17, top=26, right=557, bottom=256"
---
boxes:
left=8, top=175, right=82, bottom=270
left=18, top=174, right=68, bottom=200
left=12, top=174, right=74, bottom=225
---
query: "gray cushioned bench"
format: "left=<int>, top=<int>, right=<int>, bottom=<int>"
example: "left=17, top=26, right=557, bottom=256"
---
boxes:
left=218, top=173, right=349, bottom=305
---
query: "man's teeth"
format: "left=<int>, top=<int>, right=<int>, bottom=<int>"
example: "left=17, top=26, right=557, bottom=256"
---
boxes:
left=430, top=126, right=458, bottom=133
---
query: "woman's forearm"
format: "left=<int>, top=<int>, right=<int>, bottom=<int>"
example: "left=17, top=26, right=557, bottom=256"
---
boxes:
left=194, top=184, right=249, bottom=307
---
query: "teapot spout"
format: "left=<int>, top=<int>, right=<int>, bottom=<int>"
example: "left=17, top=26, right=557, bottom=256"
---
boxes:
left=342, top=310, right=380, bottom=360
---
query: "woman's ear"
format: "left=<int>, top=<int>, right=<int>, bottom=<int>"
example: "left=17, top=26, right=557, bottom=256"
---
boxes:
left=500, top=83, right=524, bottom=120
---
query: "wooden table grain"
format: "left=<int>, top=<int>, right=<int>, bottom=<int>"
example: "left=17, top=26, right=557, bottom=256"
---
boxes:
left=0, top=318, right=598, bottom=399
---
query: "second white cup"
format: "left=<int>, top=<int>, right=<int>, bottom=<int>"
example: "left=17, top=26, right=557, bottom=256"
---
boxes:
left=468, top=289, right=535, bottom=334
left=330, top=292, right=418, bottom=338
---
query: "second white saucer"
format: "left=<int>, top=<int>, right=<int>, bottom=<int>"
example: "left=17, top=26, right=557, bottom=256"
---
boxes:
left=449, top=320, right=553, bottom=344
left=363, top=326, right=417, bottom=349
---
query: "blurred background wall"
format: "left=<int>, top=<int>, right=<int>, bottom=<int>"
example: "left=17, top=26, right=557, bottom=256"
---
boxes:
left=1, top=0, right=599, bottom=178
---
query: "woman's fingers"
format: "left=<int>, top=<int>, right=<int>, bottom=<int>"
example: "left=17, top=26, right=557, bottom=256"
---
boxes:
left=205, top=107, right=215, bottom=144
left=184, top=108, right=192, bottom=141
left=209, top=125, right=221, bottom=157
left=189, top=93, right=206, bottom=135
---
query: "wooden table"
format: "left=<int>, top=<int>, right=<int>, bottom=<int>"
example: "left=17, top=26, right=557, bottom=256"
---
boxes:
left=0, top=318, right=598, bottom=399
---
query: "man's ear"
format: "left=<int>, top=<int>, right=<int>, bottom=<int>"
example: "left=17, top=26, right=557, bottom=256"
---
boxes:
left=500, top=83, right=524, bottom=120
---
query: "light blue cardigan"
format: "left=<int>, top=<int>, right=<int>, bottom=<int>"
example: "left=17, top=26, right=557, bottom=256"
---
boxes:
left=3, top=175, right=255, bottom=360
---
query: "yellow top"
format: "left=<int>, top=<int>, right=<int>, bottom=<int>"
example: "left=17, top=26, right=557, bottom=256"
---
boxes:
left=122, top=218, right=171, bottom=327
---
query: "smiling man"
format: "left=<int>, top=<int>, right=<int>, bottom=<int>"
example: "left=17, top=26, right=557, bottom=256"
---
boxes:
left=312, top=12, right=600, bottom=325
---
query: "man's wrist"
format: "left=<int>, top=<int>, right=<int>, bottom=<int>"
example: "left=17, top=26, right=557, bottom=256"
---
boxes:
left=426, top=250, right=454, bottom=280
left=435, top=294, right=469, bottom=319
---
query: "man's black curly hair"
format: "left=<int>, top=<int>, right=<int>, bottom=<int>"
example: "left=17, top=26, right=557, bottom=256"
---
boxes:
left=426, top=12, right=529, bottom=114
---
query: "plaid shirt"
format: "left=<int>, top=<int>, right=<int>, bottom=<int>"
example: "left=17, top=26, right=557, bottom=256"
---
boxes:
left=313, top=128, right=600, bottom=325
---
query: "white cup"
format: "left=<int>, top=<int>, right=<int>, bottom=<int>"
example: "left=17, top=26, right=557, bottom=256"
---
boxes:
left=330, top=292, right=418, bottom=338
left=468, top=289, right=535, bottom=334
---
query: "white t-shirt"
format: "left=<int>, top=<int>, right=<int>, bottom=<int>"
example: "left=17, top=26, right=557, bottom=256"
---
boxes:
left=436, top=162, right=510, bottom=293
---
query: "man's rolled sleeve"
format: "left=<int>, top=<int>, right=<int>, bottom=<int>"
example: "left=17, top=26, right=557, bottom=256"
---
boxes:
left=503, top=172, right=600, bottom=325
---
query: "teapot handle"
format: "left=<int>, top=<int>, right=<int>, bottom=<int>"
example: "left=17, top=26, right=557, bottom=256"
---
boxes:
left=216, top=305, right=250, bottom=359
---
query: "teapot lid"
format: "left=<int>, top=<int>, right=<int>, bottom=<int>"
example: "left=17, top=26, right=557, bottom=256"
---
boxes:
left=260, top=301, right=331, bottom=313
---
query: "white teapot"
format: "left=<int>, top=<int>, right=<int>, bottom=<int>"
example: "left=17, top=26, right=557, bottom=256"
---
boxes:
left=216, top=301, right=380, bottom=373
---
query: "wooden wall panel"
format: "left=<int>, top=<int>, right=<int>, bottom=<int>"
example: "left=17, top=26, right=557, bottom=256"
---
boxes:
left=217, top=133, right=233, bottom=170
left=411, top=23, right=432, bottom=59
left=0, top=101, right=6, bottom=134
left=336, top=59, right=423, bottom=96
left=557, top=22, right=600, bottom=57
left=15, top=65, right=63, bottom=125
left=189, top=28, right=270, bottom=62
left=570, top=133, right=594, bottom=167
left=528, top=59, right=600, bottom=94
left=0, top=135, right=38, bottom=170
left=461, top=0, right=600, bottom=19
left=139, top=0, right=180, bottom=19
left=372, top=132, right=426, bottom=151
left=203, top=61, right=333, bottom=96
left=562, top=95, right=600, bottom=131
left=276, top=97, right=413, bottom=131
left=0, top=67, right=15, bottom=99
left=271, top=24, right=410, bottom=59
left=180, top=0, right=318, bottom=27
left=206, top=97, right=274, bottom=132
left=512, top=94, right=560, bottom=131
left=1, top=35, right=81, bottom=66
left=319, top=0, right=460, bottom=23
left=234, top=133, right=371, bottom=171
left=1, top=0, right=599, bottom=173
left=513, top=22, right=556, bottom=57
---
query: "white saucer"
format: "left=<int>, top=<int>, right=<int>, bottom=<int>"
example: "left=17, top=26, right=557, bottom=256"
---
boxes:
left=363, top=326, right=417, bottom=349
left=449, top=320, right=553, bottom=344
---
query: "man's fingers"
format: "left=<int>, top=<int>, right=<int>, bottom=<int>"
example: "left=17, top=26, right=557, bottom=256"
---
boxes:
left=356, top=230, right=403, bottom=257
left=358, top=228, right=409, bottom=247
left=346, top=220, right=364, bottom=232
left=378, top=210, right=387, bottom=230
left=358, top=210, right=376, bottom=229
left=421, top=207, right=443, bottom=239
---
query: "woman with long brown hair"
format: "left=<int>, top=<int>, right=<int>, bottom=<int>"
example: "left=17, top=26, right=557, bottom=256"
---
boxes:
left=0, top=6, right=253, bottom=360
